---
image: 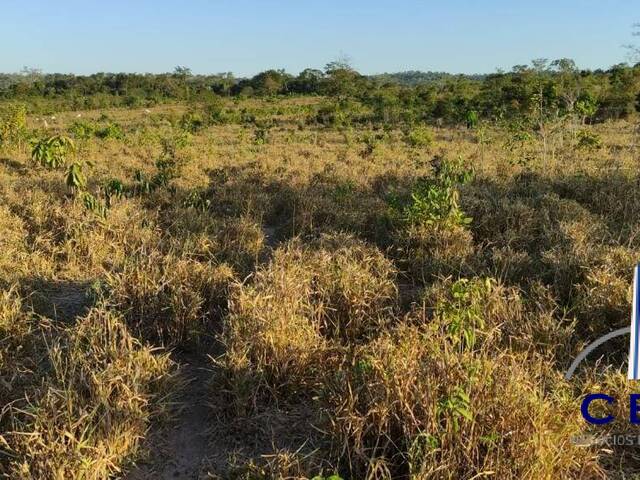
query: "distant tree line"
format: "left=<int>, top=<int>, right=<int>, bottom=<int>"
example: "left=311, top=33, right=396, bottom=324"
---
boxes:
left=1, top=60, right=639, bottom=125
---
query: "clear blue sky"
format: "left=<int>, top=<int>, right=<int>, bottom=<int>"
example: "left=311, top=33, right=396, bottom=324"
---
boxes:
left=1, top=0, right=637, bottom=76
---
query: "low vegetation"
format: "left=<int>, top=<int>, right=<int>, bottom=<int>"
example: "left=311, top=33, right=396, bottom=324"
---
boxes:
left=0, top=59, right=639, bottom=478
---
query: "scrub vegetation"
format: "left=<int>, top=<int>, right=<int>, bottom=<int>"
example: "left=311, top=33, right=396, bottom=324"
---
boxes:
left=1, top=59, right=640, bottom=479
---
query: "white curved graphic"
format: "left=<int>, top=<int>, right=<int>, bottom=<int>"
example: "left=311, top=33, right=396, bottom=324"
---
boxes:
left=564, top=327, right=630, bottom=380
left=564, top=264, right=639, bottom=381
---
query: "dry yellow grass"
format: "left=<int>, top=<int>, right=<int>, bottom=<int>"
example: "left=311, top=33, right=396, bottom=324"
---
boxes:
left=0, top=98, right=639, bottom=478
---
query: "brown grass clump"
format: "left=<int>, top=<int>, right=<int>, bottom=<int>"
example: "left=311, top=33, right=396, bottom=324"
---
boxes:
left=310, top=233, right=398, bottom=342
left=572, top=246, right=636, bottom=331
left=1, top=307, right=176, bottom=479
left=0, top=207, right=29, bottom=282
left=166, top=212, right=266, bottom=276
left=227, top=449, right=331, bottom=480
left=283, top=171, right=389, bottom=240
left=62, top=200, right=164, bottom=275
left=109, top=252, right=235, bottom=347
left=0, top=288, right=50, bottom=414
left=222, top=233, right=397, bottom=403
left=395, top=223, right=475, bottom=282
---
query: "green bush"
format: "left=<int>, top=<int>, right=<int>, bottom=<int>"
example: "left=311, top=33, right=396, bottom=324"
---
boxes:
left=203, top=98, right=227, bottom=124
left=405, top=125, right=435, bottom=147
left=576, top=129, right=602, bottom=150
left=31, top=135, right=75, bottom=169
left=314, top=100, right=361, bottom=128
left=0, top=103, right=27, bottom=147
left=68, top=120, right=96, bottom=140
left=402, top=157, right=473, bottom=229
left=253, top=127, right=269, bottom=145
left=96, top=122, right=124, bottom=140
left=179, top=111, right=205, bottom=133
left=466, top=110, right=479, bottom=129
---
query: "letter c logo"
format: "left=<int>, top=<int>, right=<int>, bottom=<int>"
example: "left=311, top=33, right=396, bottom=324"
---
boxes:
left=581, top=393, right=615, bottom=425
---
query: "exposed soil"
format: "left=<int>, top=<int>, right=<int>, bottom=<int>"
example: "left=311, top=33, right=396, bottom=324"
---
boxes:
left=26, top=279, right=93, bottom=322
left=124, top=351, right=322, bottom=479
left=126, top=353, right=212, bottom=479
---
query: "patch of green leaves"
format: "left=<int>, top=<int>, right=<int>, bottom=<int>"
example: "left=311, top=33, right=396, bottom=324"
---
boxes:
left=402, top=157, right=472, bottom=228
left=436, top=278, right=493, bottom=351
left=65, top=162, right=86, bottom=192
left=96, top=122, right=124, bottom=140
left=182, top=189, right=212, bottom=211
left=31, top=135, right=75, bottom=168
left=405, top=125, right=434, bottom=147
left=82, top=192, right=107, bottom=219
left=437, top=386, right=473, bottom=432
left=576, top=129, right=602, bottom=151
left=68, top=120, right=96, bottom=140
left=179, top=111, right=205, bottom=133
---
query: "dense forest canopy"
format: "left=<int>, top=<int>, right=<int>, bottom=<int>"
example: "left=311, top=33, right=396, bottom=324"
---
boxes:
left=1, top=60, right=639, bottom=125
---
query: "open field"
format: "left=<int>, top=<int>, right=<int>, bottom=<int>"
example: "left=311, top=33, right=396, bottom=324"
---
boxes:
left=1, top=94, right=640, bottom=479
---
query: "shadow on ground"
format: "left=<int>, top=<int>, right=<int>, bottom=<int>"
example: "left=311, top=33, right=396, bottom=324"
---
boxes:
left=20, top=278, right=96, bottom=322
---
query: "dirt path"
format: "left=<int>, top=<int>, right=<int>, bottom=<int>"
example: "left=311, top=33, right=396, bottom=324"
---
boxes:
left=126, top=353, right=212, bottom=480
left=125, top=225, right=303, bottom=479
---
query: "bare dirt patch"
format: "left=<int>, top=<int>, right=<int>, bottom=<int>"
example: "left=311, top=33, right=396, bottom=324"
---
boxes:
left=126, top=353, right=212, bottom=480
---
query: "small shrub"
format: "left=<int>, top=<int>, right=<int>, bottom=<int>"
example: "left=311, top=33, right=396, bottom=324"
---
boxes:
left=314, top=100, right=358, bottom=128
left=68, top=120, right=96, bottom=140
left=401, top=157, right=473, bottom=229
left=31, top=135, right=75, bottom=168
left=147, top=132, right=192, bottom=189
left=576, top=129, right=602, bottom=150
left=360, top=131, right=383, bottom=156
left=0, top=103, right=27, bottom=147
left=82, top=192, right=108, bottom=219
left=65, top=162, right=86, bottom=193
left=405, top=125, right=435, bottom=147
left=466, top=110, right=479, bottom=129
left=429, top=278, right=499, bottom=351
left=182, top=188, right=212, bottom=211
left=203, top=98, right=227, bottom=124
left=104, top=178, right=125, bottom=206
left=504, top=122, right=535, bottom=167
left=124, top=95, right=144, bottom=108
left=96, top=122, right=124, bottom=140
left=179, top=111, right=205, bottom=133
left=253, top=127, right=269, bottom=145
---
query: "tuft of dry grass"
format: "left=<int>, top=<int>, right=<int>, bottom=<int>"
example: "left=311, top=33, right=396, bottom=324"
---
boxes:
left=222, top=233, right=397, bottom=406
left=109, top=252, right=235, bottom=347
left=322, top=290, right=604, bottom=479
left=1, top=306, right=177, bottom=479
left=394, top=223, right=475, bottom=282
